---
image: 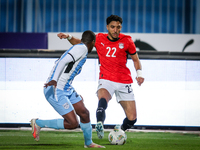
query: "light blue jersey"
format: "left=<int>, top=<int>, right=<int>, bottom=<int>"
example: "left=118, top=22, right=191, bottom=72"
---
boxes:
left=44, top=43, right=88, bottom=115
left=47, top=43, right=88, bottom=91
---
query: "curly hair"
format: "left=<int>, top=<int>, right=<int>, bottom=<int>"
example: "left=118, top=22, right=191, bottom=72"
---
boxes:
left=106, top=15, right=123, bottom=25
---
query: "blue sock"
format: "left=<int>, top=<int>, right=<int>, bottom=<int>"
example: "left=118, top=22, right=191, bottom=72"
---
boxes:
left=36, top=119, right=65, bottom=129
left=80, top=122, right=93, bottom=146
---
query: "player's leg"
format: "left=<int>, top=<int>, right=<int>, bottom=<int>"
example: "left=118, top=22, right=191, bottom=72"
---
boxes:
left=115, top=83, right=137, bottom=131
left=119, top=101, right=137, bottom=131
left=34, top=110, right=78, bottom=129
left=30, top=87, right=79, bottom=141
left=72, top=93, right=105, bottom=148
left=95, top=88, right=110, bottom=139
left=73, top=97, right=90, bottom=123
left=39, top=87, right=79, bottom=129
left=95, top=79, right=114, bottom=139
left=31, top=111, right=78, bottom=141
left=96, top=88, right=111, bottom=123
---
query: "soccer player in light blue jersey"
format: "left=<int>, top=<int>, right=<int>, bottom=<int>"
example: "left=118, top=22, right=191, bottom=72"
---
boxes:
left=30, top=30, right=105, bottom=148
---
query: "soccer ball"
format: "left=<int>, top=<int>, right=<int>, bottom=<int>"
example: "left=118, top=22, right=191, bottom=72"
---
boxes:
left=108, top=128, right=127, bottom=145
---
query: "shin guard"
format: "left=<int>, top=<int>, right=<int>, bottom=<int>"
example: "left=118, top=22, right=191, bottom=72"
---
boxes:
left=121, top=117, right=137, bottom=131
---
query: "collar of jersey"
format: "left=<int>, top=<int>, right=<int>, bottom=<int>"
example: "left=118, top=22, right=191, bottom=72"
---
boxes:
left=107, top=36, right=120, bottom=42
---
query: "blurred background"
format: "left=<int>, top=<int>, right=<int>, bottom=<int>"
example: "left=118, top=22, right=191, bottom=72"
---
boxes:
left=0, top=0, right=199, bottom=33
left=0, top=0, right=200, bottom=130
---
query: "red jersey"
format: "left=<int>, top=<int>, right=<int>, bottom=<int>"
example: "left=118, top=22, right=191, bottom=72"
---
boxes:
left=95, top=33, right=136, bottom=84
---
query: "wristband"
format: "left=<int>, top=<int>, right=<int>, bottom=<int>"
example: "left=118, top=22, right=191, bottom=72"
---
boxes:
left=67, top=34, right=72, bottom=40
left=136, top=70, right=143, bottom=78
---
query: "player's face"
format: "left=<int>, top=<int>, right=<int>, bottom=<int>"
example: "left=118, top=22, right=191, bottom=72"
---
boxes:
left=107, top=21, right=122, bottom=40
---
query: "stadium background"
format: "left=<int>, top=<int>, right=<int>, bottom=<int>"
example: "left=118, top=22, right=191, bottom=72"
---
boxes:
left=0, top=0, right=200, bottom=130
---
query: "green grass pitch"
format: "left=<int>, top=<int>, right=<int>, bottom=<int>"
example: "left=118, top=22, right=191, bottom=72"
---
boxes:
left=0, top=130, right=200, bottom=150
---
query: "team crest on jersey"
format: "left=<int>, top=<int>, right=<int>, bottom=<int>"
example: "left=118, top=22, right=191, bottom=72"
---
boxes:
left=63, top=102, right=69, bottom=109
left=119, top=43, right=124, bottom=49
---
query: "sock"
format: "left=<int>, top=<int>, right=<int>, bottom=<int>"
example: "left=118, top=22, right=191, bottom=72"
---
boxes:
left=80, top=122, right=93, bottom=146
left=36, top=119, right=65, bottom=129
left=121, top=118, right=137, bottom=131
left=96, top=98, right=107, bottom=123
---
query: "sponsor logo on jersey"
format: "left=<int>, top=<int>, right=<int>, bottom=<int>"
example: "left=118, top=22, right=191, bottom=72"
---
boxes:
left=101, top=42, right=104, bottom=46
left=119, top=43, right=124, bottom=49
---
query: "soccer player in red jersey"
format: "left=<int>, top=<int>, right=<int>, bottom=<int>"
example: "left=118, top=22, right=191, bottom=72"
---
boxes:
left=58, top=15, right=144, bottom=139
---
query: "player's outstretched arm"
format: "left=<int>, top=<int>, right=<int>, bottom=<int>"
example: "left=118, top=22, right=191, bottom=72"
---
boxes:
left=130, top=53, right=144, bottom=86
left=57, top=33, right=81, bottom=45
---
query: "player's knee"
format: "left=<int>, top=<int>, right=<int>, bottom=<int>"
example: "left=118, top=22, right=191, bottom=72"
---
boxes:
left=72, top=121, right=79, bottom=129
left=71, top=122, right=79, bottom=129
left=64, top=119, right=79, bottom=129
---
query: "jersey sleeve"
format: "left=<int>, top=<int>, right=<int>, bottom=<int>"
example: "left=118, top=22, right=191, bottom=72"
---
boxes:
left=127, top=36, right=136, bottom=55
left=94, top=33, right=105, bottom=48
left=51, top=44, right=87, bottom=81
left=69, top=44, right=87, bottom=61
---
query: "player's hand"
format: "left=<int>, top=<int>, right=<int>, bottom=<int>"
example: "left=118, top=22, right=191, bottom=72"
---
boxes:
left=44, top=80, right=57, bottom=88
left=136, top=77, right=144, bottom=86
left=57, top=33, right=69, bottom=39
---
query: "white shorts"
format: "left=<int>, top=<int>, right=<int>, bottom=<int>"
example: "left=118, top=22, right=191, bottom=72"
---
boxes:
left=97, top=79, right=135, bottom=102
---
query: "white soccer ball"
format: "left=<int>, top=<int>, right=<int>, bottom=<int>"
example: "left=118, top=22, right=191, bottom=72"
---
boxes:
left=108, top=128, right=127, bottom=145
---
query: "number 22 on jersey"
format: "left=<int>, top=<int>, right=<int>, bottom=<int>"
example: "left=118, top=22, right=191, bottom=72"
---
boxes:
left=106, top=47, right=117, bottom=57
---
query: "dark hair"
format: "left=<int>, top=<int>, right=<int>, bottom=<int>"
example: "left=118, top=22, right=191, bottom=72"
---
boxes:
left=106, top=15, right=123, bottom=25
left=81, top=30, right=96, bottom=44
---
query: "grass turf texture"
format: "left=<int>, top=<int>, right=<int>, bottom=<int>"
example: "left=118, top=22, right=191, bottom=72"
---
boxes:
left=0, top=130, right=199, bottom=150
